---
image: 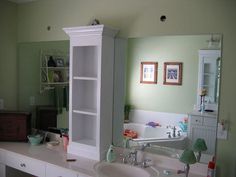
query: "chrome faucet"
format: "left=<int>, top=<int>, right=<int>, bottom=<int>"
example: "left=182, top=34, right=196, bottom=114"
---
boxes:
left=172, top=126, right=176, bottom=137
left=128, top=150, right=138, bottom=165
left=121, top=149, right=152, bottom=168
left=140, top=143, right=150, bottom=151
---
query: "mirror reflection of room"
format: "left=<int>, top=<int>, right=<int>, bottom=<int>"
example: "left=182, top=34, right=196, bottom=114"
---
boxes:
left=122, top=34, right=222, bottom=163
left=18, top=41, right=70, bottom=132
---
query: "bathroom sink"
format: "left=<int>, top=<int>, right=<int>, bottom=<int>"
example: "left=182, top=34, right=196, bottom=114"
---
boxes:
left=94, top=161, right=158, bottom=177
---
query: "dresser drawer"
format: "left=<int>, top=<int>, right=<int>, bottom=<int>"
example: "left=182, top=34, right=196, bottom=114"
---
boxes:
left=5, top=151, right=45, bottom=177
left=190, top=116, right=203, bottom=125
left=46, top=164, right=78, bottom=177
left=0, top=112, right=31, bottom=141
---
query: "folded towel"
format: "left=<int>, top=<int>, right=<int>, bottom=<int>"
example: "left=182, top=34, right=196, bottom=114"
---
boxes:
left=146, top=121, right=161, bottom=127
left=123, top=129, right=138, bottom=139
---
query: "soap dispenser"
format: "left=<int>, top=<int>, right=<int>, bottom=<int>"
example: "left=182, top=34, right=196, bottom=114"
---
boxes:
left=106, top=145, right=116, bottom=163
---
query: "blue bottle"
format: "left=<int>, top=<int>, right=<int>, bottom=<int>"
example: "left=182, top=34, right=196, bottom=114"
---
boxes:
left=106, top=145, right=116, bottom=163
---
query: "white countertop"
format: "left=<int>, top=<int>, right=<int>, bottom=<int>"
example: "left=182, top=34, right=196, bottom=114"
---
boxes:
left=0, top=142, right=97, bottom=177
left=0, top=142, right=207, bottom=177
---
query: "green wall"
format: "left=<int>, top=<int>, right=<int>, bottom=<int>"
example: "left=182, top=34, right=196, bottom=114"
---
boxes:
left=2, top=0, right=236, bottom=176
left=18, top=41, right=69, bottom=128
left=126, top=35, right=211, bottom=113
left=0, top=0, right=17, bottom=109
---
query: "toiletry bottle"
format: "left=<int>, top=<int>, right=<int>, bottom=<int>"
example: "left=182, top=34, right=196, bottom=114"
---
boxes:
left=206, top=161, right=215, bottom=177
left=106, top=145, right=116, bottom=163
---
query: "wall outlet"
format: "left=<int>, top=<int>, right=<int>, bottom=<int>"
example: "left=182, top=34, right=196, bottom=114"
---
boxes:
left=217, top=123, right=228, bottom=140
left=30, top=96, right=35, bottom=106
left=0, top=99, right=4, bottom=109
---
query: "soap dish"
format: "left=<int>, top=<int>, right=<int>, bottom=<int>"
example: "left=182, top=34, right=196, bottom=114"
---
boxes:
left=47, top=141, right=60, bottom=147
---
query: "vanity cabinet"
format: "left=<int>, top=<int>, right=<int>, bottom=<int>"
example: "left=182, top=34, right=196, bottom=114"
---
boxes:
left=0, top=149, right=5, bottom=177
left=188, top=112, right=217, bottom=154
left=46, top=164, right=78, bottom=177
left=5, top=151, right=46, bottom=177
left=63, top=25, right=118, bottom=160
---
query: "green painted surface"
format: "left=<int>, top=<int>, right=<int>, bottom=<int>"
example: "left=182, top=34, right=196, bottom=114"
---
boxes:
left=126, top=35, right=211, bottom=113
left=1, top=0, right=236, bottom=176
left=17, top=40, right=69, bottom=128
left=0, top=0, right=17, bottom=110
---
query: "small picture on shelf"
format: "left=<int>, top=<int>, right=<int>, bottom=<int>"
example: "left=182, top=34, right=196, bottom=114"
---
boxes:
left=48, top=70, right=64, bottom=82
left=55, top=58, right=64, bottom=67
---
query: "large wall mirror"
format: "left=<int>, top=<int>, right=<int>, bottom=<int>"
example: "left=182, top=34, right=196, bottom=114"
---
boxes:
left=17, top=33, right=222, bottom=164
left=113, top=34, right=222, bottom=164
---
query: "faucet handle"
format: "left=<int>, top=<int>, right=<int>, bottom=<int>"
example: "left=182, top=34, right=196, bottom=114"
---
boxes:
left=119, top=153, right=128, bottom=164
left=141, top=159, right=151, bottom=168
left=177, top=130, right=181, bottom=136
left=167, top=132, right=171, bottom=138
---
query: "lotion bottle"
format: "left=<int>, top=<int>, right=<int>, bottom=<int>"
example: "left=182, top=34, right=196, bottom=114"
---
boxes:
left=106, top=145, right=116, bottom=163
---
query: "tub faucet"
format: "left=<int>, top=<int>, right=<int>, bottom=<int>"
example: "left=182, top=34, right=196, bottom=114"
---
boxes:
left=167, top=132, right=171, bottom=138
left=141, top=143, right=150, bottom=151
left=172, top=126, right=177, bottom=137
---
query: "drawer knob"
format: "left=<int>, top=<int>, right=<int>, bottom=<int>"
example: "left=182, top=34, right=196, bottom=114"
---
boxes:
left=20, top=163, right=26, bottom=167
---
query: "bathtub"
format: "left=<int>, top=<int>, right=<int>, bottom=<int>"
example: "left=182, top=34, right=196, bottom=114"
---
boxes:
left=124, top=123, right=188, bottom=150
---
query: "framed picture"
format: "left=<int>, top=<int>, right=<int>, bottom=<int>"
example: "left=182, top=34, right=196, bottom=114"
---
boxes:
left=55, top=58, right=64, bottom=67
left=140, top=62, right=158, bottom=84
left=163, top=62, right=183, bottom=85
left=48, top=70, right=64, bottom=82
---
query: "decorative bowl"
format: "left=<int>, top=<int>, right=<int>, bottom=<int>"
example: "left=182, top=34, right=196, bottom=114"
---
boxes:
left=27, top=134, right=43, bottom=145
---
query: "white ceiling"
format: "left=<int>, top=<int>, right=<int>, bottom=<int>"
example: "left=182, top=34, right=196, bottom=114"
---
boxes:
left=8, top=0, right=38, bottom=4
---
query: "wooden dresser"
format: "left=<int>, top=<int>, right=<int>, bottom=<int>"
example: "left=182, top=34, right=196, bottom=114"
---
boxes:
left=0, top=111, right=31, bottom=141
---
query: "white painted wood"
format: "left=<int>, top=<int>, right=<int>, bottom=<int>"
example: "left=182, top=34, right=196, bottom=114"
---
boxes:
left=0, top=143, right=96, bottom=177
left=46, top=164, right=78, bottom=177
left=129, top=109, right=187, bottom=127
left=0, top=149, right=5, bottom=177
left=63, top=25, right=118, bottom=160
left=188, top=112, right=217, bottom=154
left=0, top=163, right=5, bottom=177
left=5, top=151, right=46, bottom=177
left=112, top=38, right=127, bottom=147
left=197, top=49, right=221, bottom=111
left=0, top=150, right=5, bottom=164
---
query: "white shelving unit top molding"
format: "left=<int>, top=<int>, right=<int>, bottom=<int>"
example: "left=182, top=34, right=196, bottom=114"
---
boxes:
left=63, top=25, right=118, bottom=38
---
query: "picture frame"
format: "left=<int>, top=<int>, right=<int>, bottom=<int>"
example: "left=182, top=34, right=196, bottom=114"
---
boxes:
left=55, top=58, right=64, bottom=67
left=48, top=70, right=64, bottom=82
left=163, top=62, right=183, bottom=85
left=140, top=62, right=158, bottom=84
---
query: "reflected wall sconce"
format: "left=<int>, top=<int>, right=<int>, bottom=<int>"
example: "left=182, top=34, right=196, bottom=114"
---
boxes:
left=178, top=149, right=197, bottom=177
left=193, top=138, right=207, bottom=162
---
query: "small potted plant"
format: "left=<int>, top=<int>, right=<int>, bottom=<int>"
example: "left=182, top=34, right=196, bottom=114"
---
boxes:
left=124, top=104, right=131, bottom=123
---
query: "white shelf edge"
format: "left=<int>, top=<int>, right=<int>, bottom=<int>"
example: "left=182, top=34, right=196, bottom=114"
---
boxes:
left=73, top=109, right=97, bottom=116
left=41, top=82, right=69, bottom=85
left=73, top=76, right=97, bottom=81
left=41, top=67, right=69, bottom=69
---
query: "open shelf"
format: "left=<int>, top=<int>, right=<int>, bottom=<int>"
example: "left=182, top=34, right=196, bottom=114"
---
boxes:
left=72, top=80, right=97, bottom=113
left=72, top=109, right=97, bottom=116
left=71, top=112, right=97, bottom=147
left=73, top=76, right=97, bottom=81
left=72, top=46, right=99, bottom=78
left=40, top=51, right=69, bottom=93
